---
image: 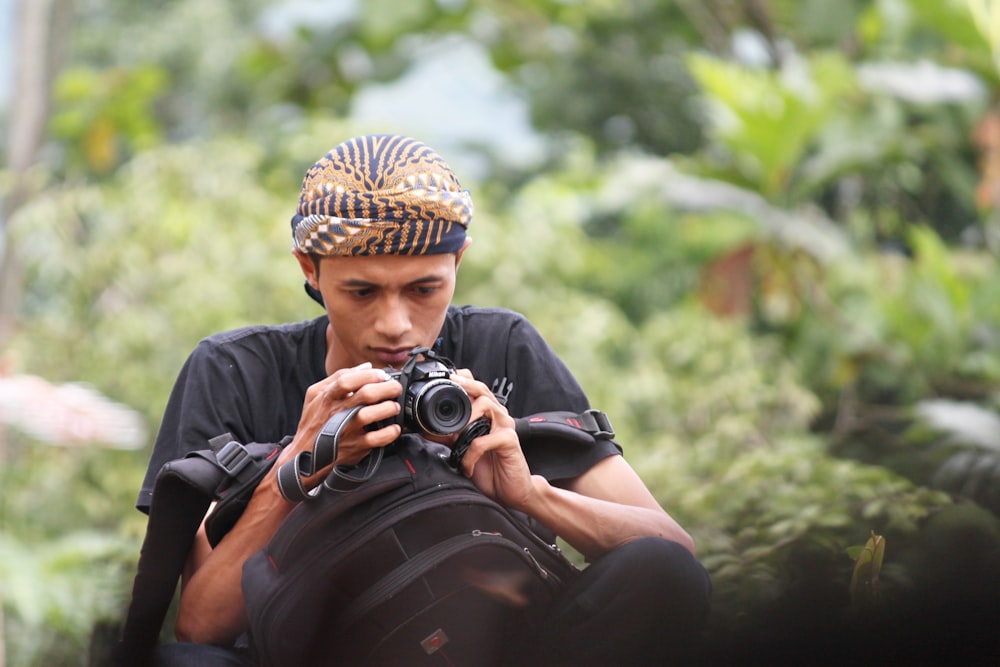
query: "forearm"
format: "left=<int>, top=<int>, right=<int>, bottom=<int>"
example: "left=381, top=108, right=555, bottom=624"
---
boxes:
left=173, top=363, right=401, bottom=645
left=525, top=475, right=695, bottom=561
left=175, top=476, right=295, bottom=645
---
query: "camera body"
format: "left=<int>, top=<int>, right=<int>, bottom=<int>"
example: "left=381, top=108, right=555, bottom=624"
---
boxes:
left=377, top=347, right=472, bottom=437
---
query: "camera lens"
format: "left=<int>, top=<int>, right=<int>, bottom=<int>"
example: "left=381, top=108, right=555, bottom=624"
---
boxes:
left=412, top=379, right=472, bottom=436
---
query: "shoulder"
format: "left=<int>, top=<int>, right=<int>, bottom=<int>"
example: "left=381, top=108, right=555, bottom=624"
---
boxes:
left=198, top=316, right=327, bottom=350
left=440, top=305, right=586, bottom=413
left=438, top=305, right=542, bottom=360
left=441, top=305, right=543, bottom=347
left=191, top=317, right=327, bottom=363
left=178, top=316, right=328, bottom=391
left=443, top=305, right=530, bottom=329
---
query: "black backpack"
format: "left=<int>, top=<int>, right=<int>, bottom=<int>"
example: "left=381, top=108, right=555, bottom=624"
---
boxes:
left=114, top=408, right=616, bottom=667
left=245, top=433, right=577, bottom=666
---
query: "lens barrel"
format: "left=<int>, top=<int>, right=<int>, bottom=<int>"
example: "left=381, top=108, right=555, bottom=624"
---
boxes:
left=409, top=379, right=472, bottom=436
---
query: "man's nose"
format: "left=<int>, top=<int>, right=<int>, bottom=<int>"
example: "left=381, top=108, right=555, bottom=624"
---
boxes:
left=374, top=298, right=411, bottom=338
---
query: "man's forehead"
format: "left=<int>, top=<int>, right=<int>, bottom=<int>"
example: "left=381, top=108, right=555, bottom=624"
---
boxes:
left=321, top=252, right=458, bottom=281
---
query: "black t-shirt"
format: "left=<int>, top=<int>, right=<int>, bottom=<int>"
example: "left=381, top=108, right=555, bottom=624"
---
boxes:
left=137, top=305, right=621, bottom=512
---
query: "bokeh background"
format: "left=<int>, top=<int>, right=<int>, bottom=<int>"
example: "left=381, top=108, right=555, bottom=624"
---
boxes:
left=3, top=1, right=1000, bottom=664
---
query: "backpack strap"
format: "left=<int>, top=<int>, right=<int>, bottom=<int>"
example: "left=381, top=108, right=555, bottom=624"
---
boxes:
left=514, top=408, right=615, bottom=445
left=448, top=409, right=615, bottom=468
left=113, top=435, right=285, bottom=667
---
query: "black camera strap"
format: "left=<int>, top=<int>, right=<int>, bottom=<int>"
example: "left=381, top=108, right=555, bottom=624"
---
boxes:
left=278, top=405, right=389, bottom=501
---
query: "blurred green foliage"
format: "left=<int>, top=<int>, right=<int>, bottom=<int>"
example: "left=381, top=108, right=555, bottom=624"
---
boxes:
left=4, top=0, right=1000, bottom=664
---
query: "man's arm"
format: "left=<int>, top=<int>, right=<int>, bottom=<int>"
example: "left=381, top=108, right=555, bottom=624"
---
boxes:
left=174, top=364, right=403, bottom=646
left=451, top=373, right=695, bottom=561
left=175, top=478, right=296, bottom=644
left=534, top=455, right=694, bottom=559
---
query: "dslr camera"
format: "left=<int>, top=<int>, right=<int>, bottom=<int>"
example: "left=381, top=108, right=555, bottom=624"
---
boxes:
left=375, top=347, right=472, bottom=437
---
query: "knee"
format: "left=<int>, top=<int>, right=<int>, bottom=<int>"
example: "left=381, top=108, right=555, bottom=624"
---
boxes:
left=619, top=537, right=712, bottom=618
left=149, top=642, right=250, bottom=667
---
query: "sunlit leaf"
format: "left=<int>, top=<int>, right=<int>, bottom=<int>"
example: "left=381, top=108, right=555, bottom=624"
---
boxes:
left=849, top=531, right=886, bottom=605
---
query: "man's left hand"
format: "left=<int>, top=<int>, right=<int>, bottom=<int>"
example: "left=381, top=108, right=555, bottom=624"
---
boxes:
left=449, top=371, right=538, bottom=512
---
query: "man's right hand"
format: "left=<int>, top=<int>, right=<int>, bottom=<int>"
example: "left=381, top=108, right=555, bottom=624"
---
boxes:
left=176, top=362, right=404, bottom=645
left=281, top=362, right=403, bottom=476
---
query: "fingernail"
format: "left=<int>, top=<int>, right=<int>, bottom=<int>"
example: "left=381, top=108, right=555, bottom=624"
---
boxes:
left=354, top=362, right=373, bottom=370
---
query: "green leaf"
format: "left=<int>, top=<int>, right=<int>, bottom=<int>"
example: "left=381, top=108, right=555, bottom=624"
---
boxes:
left=686, top=51, right=856, bottom=199
left=849, top=531, right=886, bottom=605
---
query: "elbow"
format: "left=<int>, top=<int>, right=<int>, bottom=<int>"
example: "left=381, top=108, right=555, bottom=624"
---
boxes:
left=656, top=516, right=696, bottom=557
left=174, top=588, right=208, bottom=643
left=175, top=565, right=248, bottom=645
left=631, top=529, right=695, bottom=558
left=174, top=614, right=234, bottom=647
left=174, top=604, right=239, bottom=646
left=173, top=612, right=199, bottom=644
left=674, top=529, right=697, bottom=557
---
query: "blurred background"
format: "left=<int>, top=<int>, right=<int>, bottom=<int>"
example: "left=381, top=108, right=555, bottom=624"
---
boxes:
left=3, top=0, right=1000, bottom=664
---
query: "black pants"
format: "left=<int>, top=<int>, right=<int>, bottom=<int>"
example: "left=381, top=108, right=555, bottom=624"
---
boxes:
left=505, top=537, right=712, bottom=666
left=151, top=537, right=711, bottom=667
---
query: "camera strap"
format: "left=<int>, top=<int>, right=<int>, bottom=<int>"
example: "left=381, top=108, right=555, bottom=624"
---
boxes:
left=277, top=406, right=387, bottom=502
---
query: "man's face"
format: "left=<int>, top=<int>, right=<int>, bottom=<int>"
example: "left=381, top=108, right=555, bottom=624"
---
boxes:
left=297, top=246, right=466, bottom=373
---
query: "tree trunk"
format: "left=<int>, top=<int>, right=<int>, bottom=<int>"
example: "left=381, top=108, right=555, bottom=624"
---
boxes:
left=0, top=0, right=68, bottom=348
left=1, top=1, right=70, bottom=663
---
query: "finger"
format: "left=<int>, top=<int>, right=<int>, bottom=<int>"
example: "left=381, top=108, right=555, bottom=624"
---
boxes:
left=448, top=373, right=502, bottom=406
left=466, top=393, right=514, bottom=432
left=457, top=422, right=510, bottom=476
left=336, top=420, right=400, bottom=465
left=327, top=364, right=389, bottom=396
left=311, top=367, right=398, bottom=407
left=349, top=376, right=401, bottom=405
left=353, top=400, right=402, bottom=432
left=305, top=362, right=375, bottom=400
left=458, top=433, right=488, bottom=477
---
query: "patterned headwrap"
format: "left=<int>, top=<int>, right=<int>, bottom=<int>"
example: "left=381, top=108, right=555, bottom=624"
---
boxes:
left=290, top=134, right=473, bottom=256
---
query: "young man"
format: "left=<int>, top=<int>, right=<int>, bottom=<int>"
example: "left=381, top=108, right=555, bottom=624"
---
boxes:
left=139, top=134, right=710, bottom=666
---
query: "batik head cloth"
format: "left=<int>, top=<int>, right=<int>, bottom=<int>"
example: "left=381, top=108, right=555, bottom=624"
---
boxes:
left=290, top=134, right=473, bottom=256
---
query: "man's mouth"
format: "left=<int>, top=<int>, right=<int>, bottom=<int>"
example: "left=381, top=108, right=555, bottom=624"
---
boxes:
left=372, top=347, right=416, bottom=367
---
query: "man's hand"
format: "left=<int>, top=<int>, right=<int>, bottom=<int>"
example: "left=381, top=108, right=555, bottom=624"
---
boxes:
left=447, top=371, right=696, bottom=562
left=448, top=371, right=538, bottom=512
left=278, top=363, right=403, bottom=479
left=177, top=362, right=405, bottom=645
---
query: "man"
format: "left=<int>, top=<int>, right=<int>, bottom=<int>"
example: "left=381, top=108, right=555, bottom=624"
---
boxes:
left=140, top=134, right=710, bottom=666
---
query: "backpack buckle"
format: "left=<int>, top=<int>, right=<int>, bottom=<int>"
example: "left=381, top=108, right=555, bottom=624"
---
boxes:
left=215, top=440, right=252, bottom=477
left=583, top=409, right=615, bottom=439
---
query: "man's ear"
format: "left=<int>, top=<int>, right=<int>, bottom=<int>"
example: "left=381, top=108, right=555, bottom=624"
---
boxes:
left=454, top=237, right=473, bottom=268
left=294, top=250, right=318, bottom=286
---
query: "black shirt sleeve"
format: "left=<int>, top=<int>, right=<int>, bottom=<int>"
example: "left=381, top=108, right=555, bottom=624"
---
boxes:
left=136, top=319, right=327, bottom=513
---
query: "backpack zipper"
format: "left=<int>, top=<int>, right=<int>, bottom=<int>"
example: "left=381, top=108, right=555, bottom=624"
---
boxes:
left=337, top=530, right=547, bottom=631
left=268, top=484, right=483, bottom=567
left=255, top=489, right=515, bottom=620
